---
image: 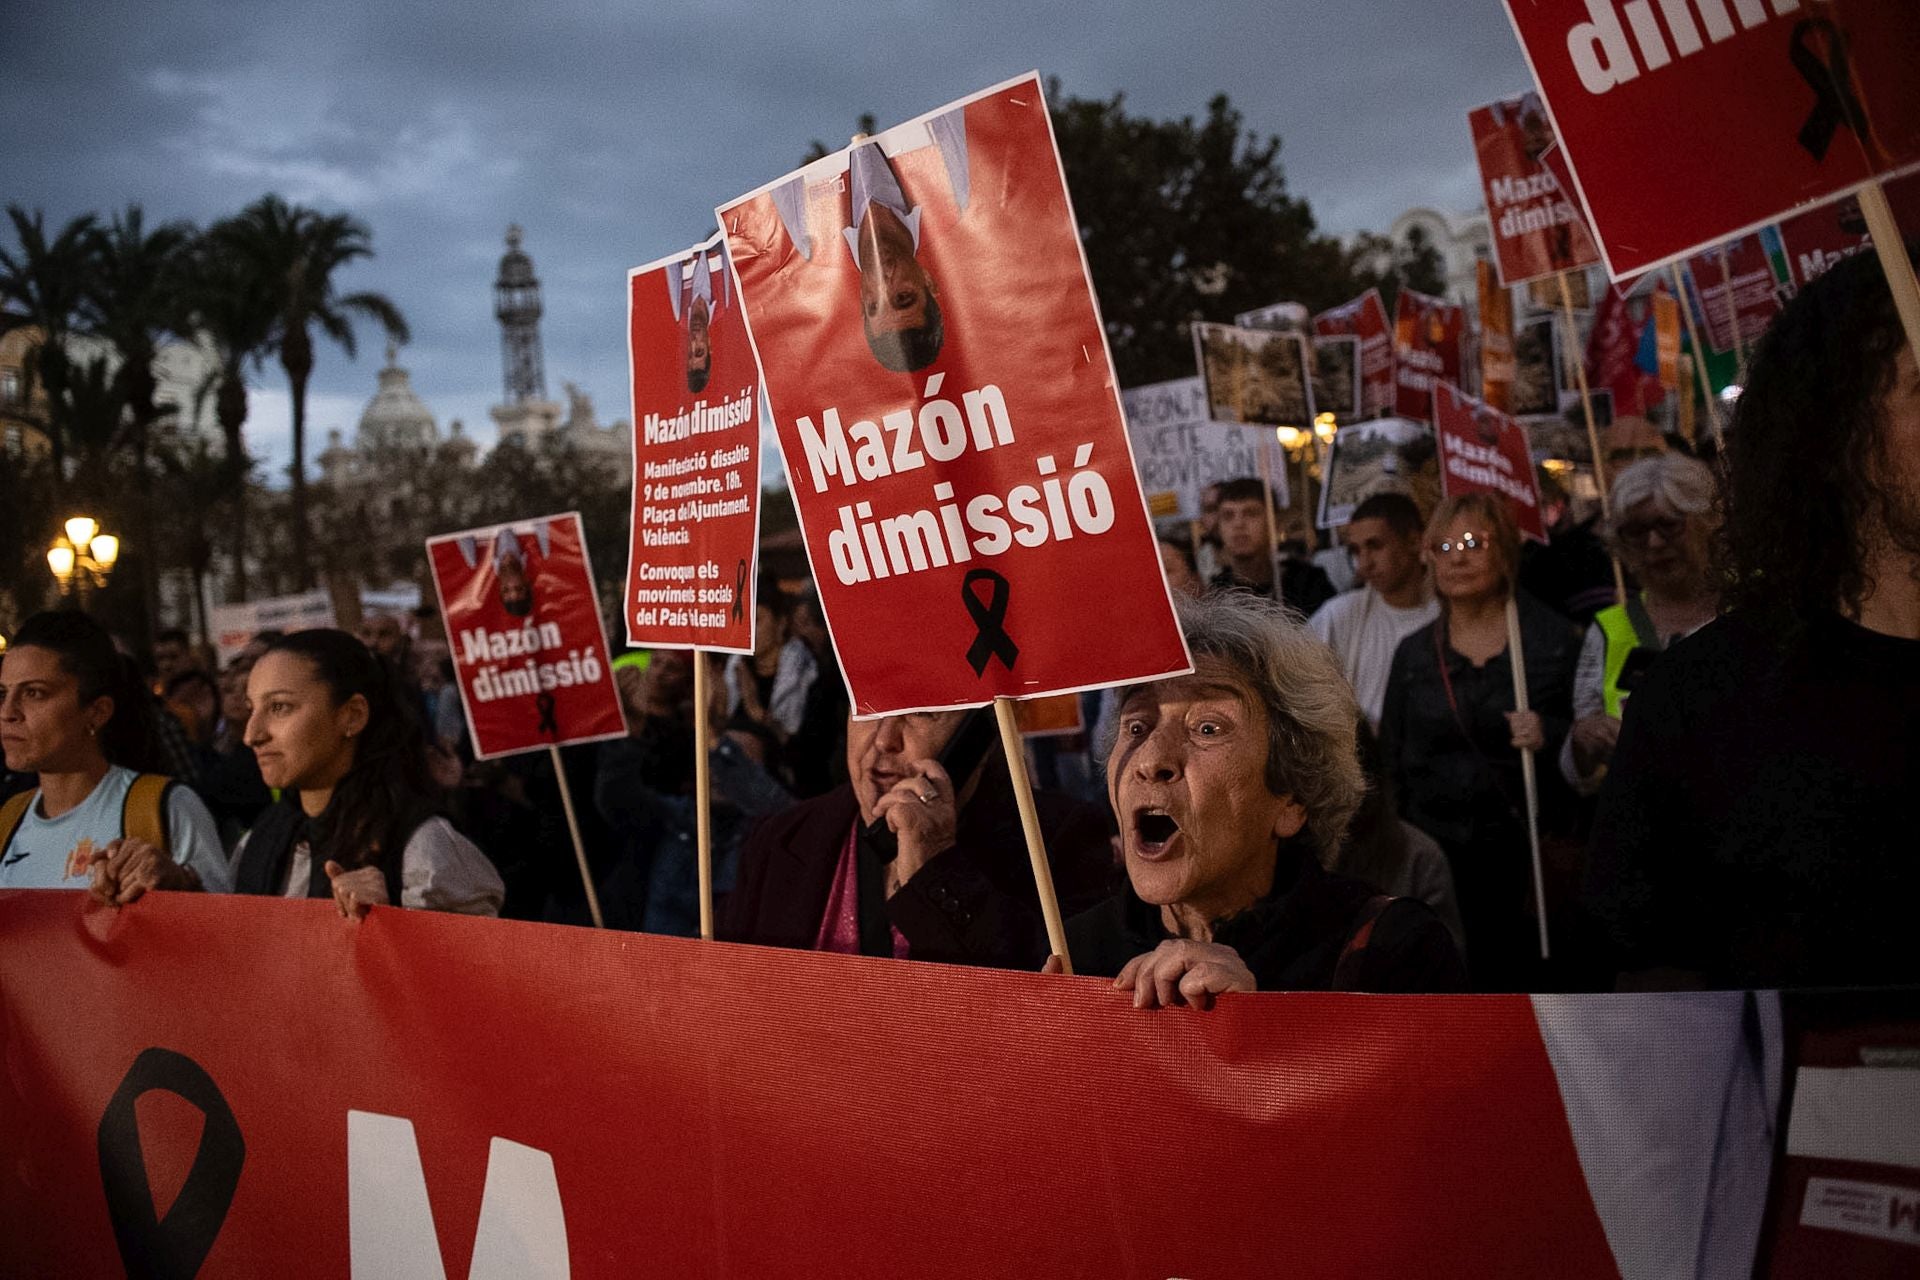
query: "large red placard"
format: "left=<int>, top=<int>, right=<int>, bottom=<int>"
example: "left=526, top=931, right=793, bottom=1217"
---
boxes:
left=624, top=233, right=763, bottom=654
left=1504, top=0, right=1920, bottom=278
left=717, top=73, right=1187, bottom=715
left=425, top=512, right=626, bottom=759
left=1469, top=91, right=1605, bottom=287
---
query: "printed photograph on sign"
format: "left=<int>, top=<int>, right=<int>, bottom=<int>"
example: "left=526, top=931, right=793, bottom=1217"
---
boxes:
left=1469, top=91, right=1604, bottom=287
left=1433, top=382, right=1547, bottom=544
left=1317, top=416, right=1439, bottom=529
left=1120, top=377, right=1290, bottom=522
left=1501, top=0, right=1920, bottom=278
left=1193, top=321, right=1316, bottom=429
left=1314, top=288, right=1394, bottom=419
left=1312, top=335, right=1361, bottom=421
left=717, top=72, right=1189, bottom=715
left=625, top=232, right=763, bottom=654
left=426, top=512, right=627, bottom=759
left=1511, top=316, right=1563, bottom=418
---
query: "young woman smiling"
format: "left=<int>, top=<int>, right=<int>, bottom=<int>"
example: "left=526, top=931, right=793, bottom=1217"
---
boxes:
left=231, top=630, right=501, bottom=918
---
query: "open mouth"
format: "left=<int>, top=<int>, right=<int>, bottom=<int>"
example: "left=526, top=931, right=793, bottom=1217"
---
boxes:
left=1133, top=807, right=1180, bottom=855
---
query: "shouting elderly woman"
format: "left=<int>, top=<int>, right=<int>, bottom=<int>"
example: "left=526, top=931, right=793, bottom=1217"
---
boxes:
left=1066, top=592, right=1465, bottom=1003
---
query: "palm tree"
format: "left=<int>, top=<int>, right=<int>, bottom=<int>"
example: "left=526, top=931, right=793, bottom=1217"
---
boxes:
left=83, top=205, right=196, bottom=622
left=0, top=206, right=98, bottom=485
left=209, top=195, right=408, bottom=588
left=184, top=243, right=276, bottom=601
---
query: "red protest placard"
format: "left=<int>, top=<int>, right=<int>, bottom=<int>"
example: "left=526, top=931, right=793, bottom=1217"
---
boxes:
left=1314, top=289, right=1394, bottom=420
left=1392, top=288, right=1466, bottom=420
left=426, top=512, right=626, bottom=758
left=717, top=73, right=1189, bottom=716
left=1774, top=165, right=1920, bottom=287
left=1469, top=92, right=1604, bottom=287
left=624, top=234, right=762, bottom=654
left=1434, top=382, right=1548, bottom=545
left=1503, top=0, right=1920, bottom=279
left=1479, top=260, right=1517, bottom=411
left=1682, top=233, right=1784, bottom=355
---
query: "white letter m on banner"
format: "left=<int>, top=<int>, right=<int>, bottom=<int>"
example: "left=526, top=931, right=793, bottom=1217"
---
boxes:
left=347, top=1111, right=570, bottom=1279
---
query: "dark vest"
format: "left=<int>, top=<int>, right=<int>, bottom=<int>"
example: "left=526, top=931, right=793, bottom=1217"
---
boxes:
left=233, top=796, right=430, bottom=905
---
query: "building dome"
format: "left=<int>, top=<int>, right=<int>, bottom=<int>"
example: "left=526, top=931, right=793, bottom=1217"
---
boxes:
left=357, top=345, right=437, bottom=450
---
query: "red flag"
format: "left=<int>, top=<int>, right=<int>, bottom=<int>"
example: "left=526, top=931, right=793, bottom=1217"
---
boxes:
left=1585, top=284, right=1663, bottom=418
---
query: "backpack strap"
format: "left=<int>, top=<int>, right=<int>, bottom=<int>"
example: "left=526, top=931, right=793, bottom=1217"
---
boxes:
left=1333, top=894, right=1396, bottom=990
left=0, top=789, right=36, bottom=858
left=121, top=774, right=175, bottom=858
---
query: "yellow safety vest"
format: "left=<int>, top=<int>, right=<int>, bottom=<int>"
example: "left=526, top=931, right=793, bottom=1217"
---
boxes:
left=1594, top=595, right=1660, bottom=719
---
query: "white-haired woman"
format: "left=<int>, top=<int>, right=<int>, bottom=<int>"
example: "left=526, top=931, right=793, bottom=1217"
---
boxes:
left=1061, top=592, right=1465, bottom=1003
left=1561, top=454, right=1721, bottom=795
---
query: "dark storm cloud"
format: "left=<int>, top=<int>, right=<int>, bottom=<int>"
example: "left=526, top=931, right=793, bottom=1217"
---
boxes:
left=1, top=1, right=1530, bottom=476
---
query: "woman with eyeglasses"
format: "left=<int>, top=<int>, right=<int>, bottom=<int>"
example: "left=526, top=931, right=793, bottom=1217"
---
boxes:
left=1379, top=493, right=1581, bottom=990
left=1559, top=455, right=1720, bottom=796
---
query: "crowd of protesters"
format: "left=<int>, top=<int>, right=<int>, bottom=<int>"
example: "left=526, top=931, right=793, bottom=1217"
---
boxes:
left=2, top=244, right=1915, bottom=999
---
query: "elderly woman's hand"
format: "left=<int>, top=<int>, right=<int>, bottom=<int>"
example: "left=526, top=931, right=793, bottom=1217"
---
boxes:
left=88, top=838, right=198, bottom=906
left=1504, top=709, right=1546, bottom=753
left=324, top=860, right=390, bottom=920
left=1114, top=939, right=1257, bottom=1010
left=872, top=759, right=958, bottom=892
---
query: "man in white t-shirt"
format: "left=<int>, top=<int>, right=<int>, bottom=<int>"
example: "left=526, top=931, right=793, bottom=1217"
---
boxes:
left=1309, top=492, right=1439, bottom=730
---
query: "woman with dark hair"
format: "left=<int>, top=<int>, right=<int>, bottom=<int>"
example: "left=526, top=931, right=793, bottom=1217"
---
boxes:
left=232, top=629, right=502, bottom=918
left=1380, top=492, right=1580, bottom=990
left=1585, top=243, right=1920, bottom=989
left=0, top=611, right=230, bottom=899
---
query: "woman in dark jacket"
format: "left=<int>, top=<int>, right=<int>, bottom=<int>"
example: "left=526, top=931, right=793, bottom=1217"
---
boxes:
left=1066, top=591, right=1464, bottom=1002
left=1380, top=493, right=1581, bottom=991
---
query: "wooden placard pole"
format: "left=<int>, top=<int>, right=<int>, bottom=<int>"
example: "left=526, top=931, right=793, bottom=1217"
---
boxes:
left=1668, top=264, right=1728, bottom=456
left=993, top=696, right=1071, bottom=973
left=1555, top=271, right=1629, bottom=606
left=1504, top=599, right=1551, bottom=961
left=1257, top=435, right=1283, bottom=586
left=1859, top=178, right=1920, bottom=362
left=549, top=743, right=605, bottom=930
left=692, top=652, right=715, bottom=941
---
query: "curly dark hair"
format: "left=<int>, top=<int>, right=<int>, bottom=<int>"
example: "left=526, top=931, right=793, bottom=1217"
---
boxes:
left=263, top=629, right=432, bottom=873
left=1719, top=240, right=1916, bottom=640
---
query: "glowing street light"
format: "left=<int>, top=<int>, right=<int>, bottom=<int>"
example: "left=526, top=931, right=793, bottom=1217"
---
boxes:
left=47, top=514, right=119, bottom=601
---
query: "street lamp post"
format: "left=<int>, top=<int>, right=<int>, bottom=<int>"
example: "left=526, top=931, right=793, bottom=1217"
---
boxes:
left=47, top=515, right=120, bottom=607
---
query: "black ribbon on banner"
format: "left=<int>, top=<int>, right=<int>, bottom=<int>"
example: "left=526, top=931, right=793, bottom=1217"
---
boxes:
left=97, top=1047, right=245, bottom=1280
left=962, top=568, right=1018, bottom=676
left=733, top=557, right=748, bottom=622
left=536, top=690, right=559, bottom=737
left=1791, top=19, right=1870, bottom=163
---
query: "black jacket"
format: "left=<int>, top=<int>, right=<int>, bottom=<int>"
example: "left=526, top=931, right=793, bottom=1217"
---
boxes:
left=719, top=765, right=1116, bottom=970
left=1066, top=843, right=1466, bottom=992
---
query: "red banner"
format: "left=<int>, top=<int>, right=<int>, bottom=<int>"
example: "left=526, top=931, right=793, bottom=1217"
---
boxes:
left=717, top=73, right=1187, bottom=715
left=1469, top=91, right=1604, bottom=287
left=0, top=890, right=1681, bottom=1277
left=1434, top=382, right=1549, bottom=544
left=1503, top=0, right=1920, bottom=279
left=1392, top=287, right=1466, bottom=420
left=1479, top=259, right=1517, bottom=411
left=1314, top=288, right=1394, bottom=420
left=624, top=233, right=762, bottom=654
left=425, top=512, right=625, bottom=759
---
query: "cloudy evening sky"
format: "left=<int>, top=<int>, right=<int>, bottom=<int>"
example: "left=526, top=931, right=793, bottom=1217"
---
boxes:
left=3, top=2, right=1533, bottom=483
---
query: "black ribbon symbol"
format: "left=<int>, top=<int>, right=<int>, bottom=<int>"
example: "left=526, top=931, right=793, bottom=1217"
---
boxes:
left=97, top=1048, right=245, bottom=1280
left=732, top=557, right=748, bottom=622
left=962, top=568, right=1018, bottom=676
left=536, top=690, right=559, bottom=737
left=1791, top=19, right=1870, bottom=163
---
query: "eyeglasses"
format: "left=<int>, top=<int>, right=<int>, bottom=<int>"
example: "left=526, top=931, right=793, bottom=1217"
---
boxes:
left=1430, top=532, right=1487, bottom=555
left=1615, top=517, right=1686, bottom=546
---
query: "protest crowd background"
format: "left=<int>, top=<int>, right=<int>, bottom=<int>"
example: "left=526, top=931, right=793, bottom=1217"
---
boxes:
left=2, top=11, right=1919, bottom=1275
